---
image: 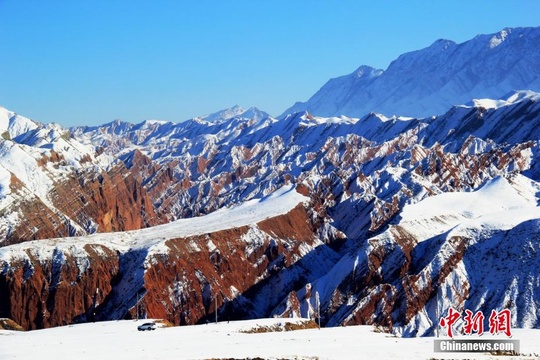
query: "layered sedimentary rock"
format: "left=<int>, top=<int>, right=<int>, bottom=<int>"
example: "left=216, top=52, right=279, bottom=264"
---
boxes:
left=2, top=163, right=163, bottom=245
left=272, top=175, right=540, bottom=336
left=0, top=189, right=346, bottom=330
left=1, top=91, right=540, bottom=335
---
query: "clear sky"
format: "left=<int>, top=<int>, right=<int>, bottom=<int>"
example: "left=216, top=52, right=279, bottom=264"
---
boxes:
left=1, top=0, right=539, bottom=127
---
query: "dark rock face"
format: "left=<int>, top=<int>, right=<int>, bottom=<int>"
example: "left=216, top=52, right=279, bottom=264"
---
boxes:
left=0, top=244, right=119, bottom=329
left=0, top=202, right=343, bottom=330
left=3, top=163, right=164, bottom=245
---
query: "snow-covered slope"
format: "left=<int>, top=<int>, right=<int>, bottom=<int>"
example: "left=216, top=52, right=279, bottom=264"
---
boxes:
left=283, top=27, right=540, bottom=118
left=395, top=175, right=540, bottom=335
left=2, top=88, right=540, bottom=335
left=0, top=185, right=307, bottom=261
left=0, top=106, right=39, bottom=140
left=0, top=110, right=164, bottom=244
left=2, top=318, right=539, bottom=360
left=274, top=174, right=540, bottom=336
left=0, top=186, right=346, bottom=330
left=462, top=90, right=540, bottom=112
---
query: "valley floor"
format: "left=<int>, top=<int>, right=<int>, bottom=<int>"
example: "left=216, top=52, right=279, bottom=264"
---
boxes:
left=1, top=318, right=539, bottom=360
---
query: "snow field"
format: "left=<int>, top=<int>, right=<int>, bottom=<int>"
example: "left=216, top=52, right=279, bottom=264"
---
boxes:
left=398, top=175, right=540, bottom=241
left=1, top=318, right=540, bottom=360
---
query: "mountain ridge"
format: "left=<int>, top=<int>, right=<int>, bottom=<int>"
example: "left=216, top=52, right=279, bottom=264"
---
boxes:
left=1, top=89, right=540, bottom=334
left=1, top=26, right=540, bottom=335
left=282, top=26, right=540, bottom=118
left=1, top=89, right=540, bottom=243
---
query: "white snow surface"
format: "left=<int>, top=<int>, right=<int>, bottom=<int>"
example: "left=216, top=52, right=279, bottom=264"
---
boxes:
left=196, top=105, right=270, bottom=123
left=0, top=185, right=308, bottom=263
left=1, top=318, right=539, bottom=360
left=463, top=90, right=540, bottom=110
left=398, top=175, right=540, bottom=241
left=0, top=106, right=39, bottom=138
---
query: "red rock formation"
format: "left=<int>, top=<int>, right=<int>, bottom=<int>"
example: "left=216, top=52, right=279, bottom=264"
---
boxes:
left=0, top=201, right=326, bottom=330
left=0, top=244, right=119, bottom=330
left=4, top=163, right=165, bottom=245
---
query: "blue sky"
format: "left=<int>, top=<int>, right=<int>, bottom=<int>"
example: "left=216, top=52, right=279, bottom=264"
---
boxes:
left=1, top=0, right=539, bottom=126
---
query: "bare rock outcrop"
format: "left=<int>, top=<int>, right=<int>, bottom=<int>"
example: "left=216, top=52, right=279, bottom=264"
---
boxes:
left=0, top=200, right=340, bottom=330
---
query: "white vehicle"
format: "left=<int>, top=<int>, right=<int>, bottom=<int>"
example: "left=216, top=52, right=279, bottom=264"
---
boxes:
left=137, top=322, right=156, bottom=331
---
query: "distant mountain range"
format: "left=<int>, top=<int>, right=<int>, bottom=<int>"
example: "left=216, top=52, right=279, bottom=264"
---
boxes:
left=0, top=27, right=539, bottom=336
left=282, top=27, right=540, bottom=118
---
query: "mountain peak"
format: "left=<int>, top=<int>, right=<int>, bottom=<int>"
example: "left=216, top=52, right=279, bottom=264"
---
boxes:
left=352, top=65, right=384, bottom=79
left=502, top=89, right=540, bottom=103
left=196, top=105, right=270, bottom=123
left=0, top=106, right=40, bottom=139
left=467, top=26, right=540, bottom=50
left=197, top=105, right=246, bottom=123
left=281, top=26, right=540, bottom=119
left=429, top=38, right=457, bottom=50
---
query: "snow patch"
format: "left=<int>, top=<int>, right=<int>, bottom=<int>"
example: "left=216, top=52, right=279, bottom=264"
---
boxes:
left=0, top=185, right=308, bottom=269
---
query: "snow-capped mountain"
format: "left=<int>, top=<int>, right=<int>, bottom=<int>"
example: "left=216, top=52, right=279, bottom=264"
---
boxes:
left=273, top=174, right=540, bottom=336
left=0, top=109, right=166, bottom=244
left=0, top=186, right=343, bottom=330
left=2, top=25, right=540, bottom=334
left=196, top=105, right=270, bottom=123
left=282, top=27, right=540, bottom=118
left=0, top=106, right=40, bottom=140
left=1, top=89, right=540, bottom=334
left=0, top=104, right=275, bottom=244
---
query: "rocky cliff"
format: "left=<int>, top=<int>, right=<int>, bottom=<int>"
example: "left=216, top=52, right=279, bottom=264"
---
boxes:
left=1, top=90, right=540, bottom=335
left=0, top=187, right=346, bottom=330
left=0, top=111, right=167, bottom=245
left=272, top=174, right=540, bottom=336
